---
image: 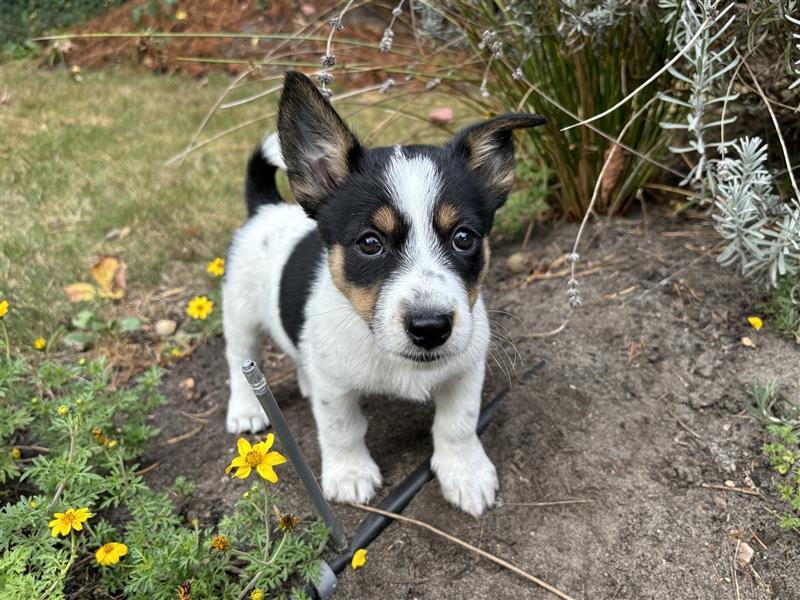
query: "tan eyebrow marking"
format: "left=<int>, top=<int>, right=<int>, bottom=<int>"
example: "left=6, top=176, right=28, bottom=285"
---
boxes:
left=372, top=205, right=398, bottom=235
left=435, top=202, right=460, bottom=232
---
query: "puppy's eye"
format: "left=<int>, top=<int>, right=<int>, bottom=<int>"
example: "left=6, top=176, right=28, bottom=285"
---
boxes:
left=356, top=232, right=384, bottom=256
left=452, top=228, right=478, bottom=253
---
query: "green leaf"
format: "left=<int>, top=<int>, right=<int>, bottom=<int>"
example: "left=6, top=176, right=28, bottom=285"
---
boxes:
left=71, top=309, right=96, bottom=330
left=119, top=316, right=143, bottom=333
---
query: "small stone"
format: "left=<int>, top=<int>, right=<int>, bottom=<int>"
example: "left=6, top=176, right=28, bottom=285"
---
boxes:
left=506, top=252, right=532, bottom=274
left=736, top=542, right=754, bottom=568
left=741, top=336, right=754, bottom=348
left=724, top=480, right=735, bottom=488
left=155, top=319, right=177, bottom=337
left=179, top=377, right=195, bottom=391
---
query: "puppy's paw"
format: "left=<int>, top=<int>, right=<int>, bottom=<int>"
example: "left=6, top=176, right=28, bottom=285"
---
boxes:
left=226, top=394, right=270, bottom=434
left=322, top=454, right=382, bottom=504
left=433, top=445, right=498, bottom=517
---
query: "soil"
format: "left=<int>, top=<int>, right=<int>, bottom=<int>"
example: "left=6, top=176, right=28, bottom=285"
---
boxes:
left=146, top=208, right=800, bottom=600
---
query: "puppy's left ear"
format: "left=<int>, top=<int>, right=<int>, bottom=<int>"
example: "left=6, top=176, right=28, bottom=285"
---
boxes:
left=448, top=113, right=546, bottom=208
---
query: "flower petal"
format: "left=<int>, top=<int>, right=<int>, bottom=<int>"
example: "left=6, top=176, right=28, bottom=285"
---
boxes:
left=256, top=463, right=278, bottom=483
left=237, top=437, right=252, bottom=456
left=264, top=432, right=275, bottom=450
left=234, top=465, right=252, bottom=479
left=265, top=451, right=286, bottom=466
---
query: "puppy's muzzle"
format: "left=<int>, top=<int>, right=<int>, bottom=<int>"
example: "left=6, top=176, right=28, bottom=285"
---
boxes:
left=404, top=312, right=453, bottom=350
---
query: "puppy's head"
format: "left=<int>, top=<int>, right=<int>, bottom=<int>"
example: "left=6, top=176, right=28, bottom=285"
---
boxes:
left=278, top=71, right=545, bottom=363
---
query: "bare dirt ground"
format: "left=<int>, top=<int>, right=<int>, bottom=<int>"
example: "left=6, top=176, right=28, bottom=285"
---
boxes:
left=145, top=208, right=799, bottom=600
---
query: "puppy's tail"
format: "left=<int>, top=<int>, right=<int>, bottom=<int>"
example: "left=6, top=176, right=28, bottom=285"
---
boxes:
left=245, top=133, right=287, bottom=217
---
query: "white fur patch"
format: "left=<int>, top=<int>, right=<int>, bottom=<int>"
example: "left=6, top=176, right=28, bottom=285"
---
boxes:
left=260, top=132, right=287, bottom=170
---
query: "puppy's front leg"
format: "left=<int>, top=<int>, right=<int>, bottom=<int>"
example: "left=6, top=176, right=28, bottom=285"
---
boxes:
left=310, top=378, right=382, bottom=504
left=431, top=366, right=498, bottom=517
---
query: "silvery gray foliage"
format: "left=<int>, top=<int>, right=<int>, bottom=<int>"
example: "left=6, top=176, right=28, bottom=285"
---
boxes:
left=658, top=0, right=739, bottom=191
left=658, top=1, right=800, bottom=288
left=558, top=0, right=643, bottom=46
left=713, top=138, right=800, bottom=287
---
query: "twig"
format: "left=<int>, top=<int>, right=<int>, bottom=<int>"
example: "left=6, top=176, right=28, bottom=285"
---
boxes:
left=699, top=483, right=760, bottom=496
left=163, top=424, right=205, bottom=445
left=176, top=67, right=252, bottom=167
left=566, top=95, right=659, bottom=304
left=518, top=321, right=569, bottom=339
left=748, top=527, right=768, bottom=551
left=561, top=2, right=728, bottom=132
left=741, top=56, right=800, bottom=200
left=731, top=539, right=741, bottom=600
left=134, top=461, right=161, bottom=476
left=667, top=411, right=705, bottom=441
left=348, top=503, right=579, bottom=600
left=497, top=499, right=591, bottom=508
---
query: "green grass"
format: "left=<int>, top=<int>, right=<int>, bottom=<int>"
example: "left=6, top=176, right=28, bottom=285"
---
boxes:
left=1, top=62, right=263, bottom=346
left=0, top=62, right=499, bottom=351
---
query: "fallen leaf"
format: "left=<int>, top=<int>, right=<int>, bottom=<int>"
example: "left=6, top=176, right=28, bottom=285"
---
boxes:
left=0, top=92, right=11, bottom=105
left=741, top=336, right=754, bottom=348
left=736, top=541, right=754, bottom=568
left=65, top=283, right=97, bottom=303
left=600, top=142, right=624, bottom=203
left=90, top=256, right=126, bottom=299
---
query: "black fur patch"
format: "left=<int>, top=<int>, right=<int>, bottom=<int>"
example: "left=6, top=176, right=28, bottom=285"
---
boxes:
left=279, top=230, right=324, bottom=346
left=245, top=144, right=283, bottom=217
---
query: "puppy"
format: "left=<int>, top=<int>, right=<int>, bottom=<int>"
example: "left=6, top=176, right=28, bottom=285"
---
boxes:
left=223, top=71, right=545, bottom=516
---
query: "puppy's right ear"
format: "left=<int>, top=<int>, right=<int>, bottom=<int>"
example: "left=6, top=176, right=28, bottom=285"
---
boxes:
left=277, top=71, right=362, bottom=218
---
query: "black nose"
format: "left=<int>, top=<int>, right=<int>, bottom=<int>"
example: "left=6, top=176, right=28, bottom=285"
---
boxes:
left=405, top=312, right=453, bottom=350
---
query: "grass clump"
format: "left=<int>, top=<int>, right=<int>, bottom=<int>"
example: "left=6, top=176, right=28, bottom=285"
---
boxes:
left=0, top=357, right=328, bottom=599
left=746, top=381, right=800, bottom=531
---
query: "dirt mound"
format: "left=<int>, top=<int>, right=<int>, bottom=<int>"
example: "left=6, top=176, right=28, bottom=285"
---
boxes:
left=62, top=0, right=396, bottom=79
left=150, top=209, right=799, bottom=599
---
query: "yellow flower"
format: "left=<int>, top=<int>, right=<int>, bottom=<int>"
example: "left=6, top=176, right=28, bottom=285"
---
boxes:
left=250, top=589, right=264, bottom=600
left=747, top=316, right=764, bottom=331
left=29, top=499, right=38, bottom=509
left=206, top=257, right=225, bottom=277
left=107, top=439, right=118, bottom=449
left=10, top=447, right=21, bottom=460
left=210, top=535, right=230, bottom=552
left=33, top=337, right=46, bottom=351
left=225, top=435, right=286, bottom=483
left=0, top=300, right=8, bottom=318
left=351, top=548, right=367, bottom=570
left=186, top=295, right=214, bottom=320
left=57, top=405, right=69, bottom=416
left=49, top=507, right=93, bottom=537
left=95, top=542, right=128, bottom=566
left=175, top=8, right=188, bottom=21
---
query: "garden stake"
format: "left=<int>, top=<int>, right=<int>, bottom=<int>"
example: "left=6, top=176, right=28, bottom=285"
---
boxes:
left=241, top=359, right=348, bottom=551
left=309, top=389, right=507, bottom=599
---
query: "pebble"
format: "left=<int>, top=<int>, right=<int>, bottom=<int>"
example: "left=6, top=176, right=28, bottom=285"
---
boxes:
left=155, top=319, right=177, bottom=337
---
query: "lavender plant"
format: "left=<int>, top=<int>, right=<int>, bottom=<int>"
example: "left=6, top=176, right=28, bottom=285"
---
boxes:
left=658, top=0, right=800, bottom=289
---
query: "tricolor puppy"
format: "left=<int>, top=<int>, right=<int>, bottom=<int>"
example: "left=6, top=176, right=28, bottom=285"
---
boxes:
left=223, top=71, right=545, bottom=516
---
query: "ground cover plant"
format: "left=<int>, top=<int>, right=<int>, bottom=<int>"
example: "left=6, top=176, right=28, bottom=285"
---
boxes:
left=1, top=0, right=799, bottom=598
